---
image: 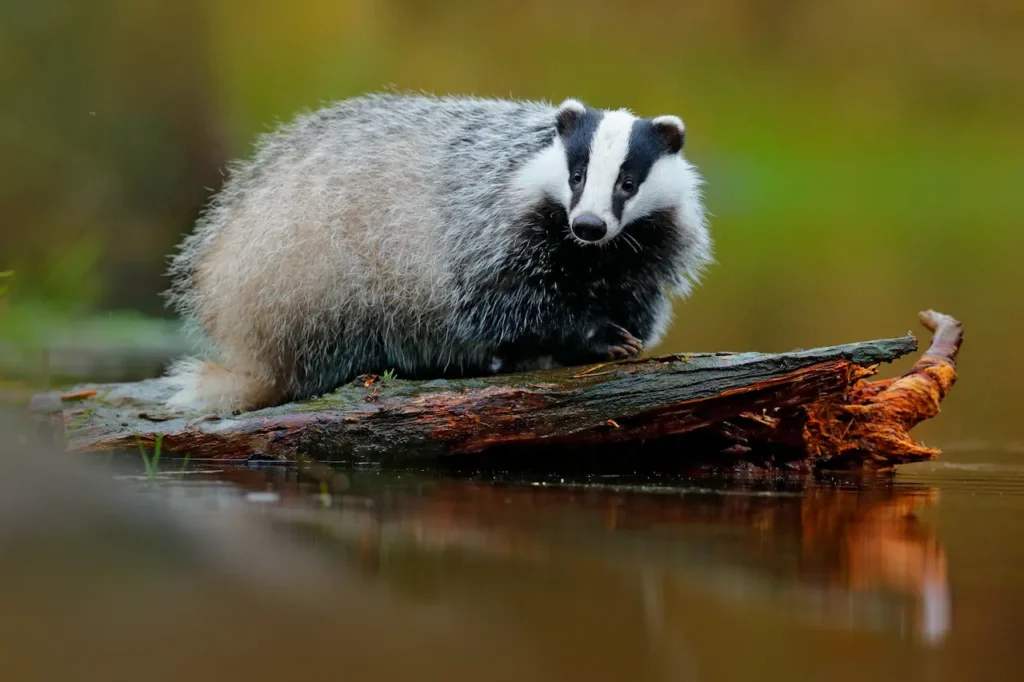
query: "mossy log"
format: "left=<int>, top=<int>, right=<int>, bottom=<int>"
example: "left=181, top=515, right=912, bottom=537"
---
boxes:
left=29, top=311, right=962, bottom=473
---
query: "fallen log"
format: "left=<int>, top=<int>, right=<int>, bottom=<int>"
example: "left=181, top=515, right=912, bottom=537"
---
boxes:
left=29, top=310, right=962, bottom=473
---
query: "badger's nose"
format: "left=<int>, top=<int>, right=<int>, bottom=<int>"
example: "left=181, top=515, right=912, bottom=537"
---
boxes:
left=571, top=214, right=607, bottom=242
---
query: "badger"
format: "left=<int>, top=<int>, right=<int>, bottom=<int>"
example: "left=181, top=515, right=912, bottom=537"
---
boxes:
left=164, top=92, right=713, bottom=413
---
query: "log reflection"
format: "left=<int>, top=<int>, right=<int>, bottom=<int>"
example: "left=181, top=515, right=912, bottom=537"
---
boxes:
left=203, top=466, right=950, bottom=644
left=0, top=425, right=952, bottom=682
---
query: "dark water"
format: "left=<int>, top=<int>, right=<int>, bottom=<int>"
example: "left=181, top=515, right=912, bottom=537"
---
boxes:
left=2, top=439, right=1022, bottom=682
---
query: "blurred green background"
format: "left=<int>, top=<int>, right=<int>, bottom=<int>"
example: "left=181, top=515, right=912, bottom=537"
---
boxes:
left=2, top=0, right=1021, bottom=454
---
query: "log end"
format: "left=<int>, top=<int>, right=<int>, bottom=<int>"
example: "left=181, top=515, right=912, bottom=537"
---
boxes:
left=805, top=311, right=963, bottom=470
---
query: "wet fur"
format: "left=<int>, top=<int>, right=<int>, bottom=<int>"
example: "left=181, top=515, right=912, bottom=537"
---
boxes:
left=165, top=92, right=712, bottom=413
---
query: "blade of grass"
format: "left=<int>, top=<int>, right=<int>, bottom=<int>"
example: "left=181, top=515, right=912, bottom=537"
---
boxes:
left=151, top=434, right=163, bottom=473
left=135, top=435, right=163, bottom=481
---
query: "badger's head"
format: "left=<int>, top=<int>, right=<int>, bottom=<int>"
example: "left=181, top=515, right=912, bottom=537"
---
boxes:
left=560, top=98, right=702, bottom=245
left=516, top=99, right=709, bottom=263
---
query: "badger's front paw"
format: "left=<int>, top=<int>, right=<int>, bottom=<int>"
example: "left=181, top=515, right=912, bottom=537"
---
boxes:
left=597, top=323, right=644, bottom=361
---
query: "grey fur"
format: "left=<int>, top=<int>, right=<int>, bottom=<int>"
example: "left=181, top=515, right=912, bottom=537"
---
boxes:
left=164, top=92, right=712, bottom=413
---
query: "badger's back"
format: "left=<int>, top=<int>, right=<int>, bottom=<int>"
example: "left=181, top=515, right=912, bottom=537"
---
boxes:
left=167, top=94, right=559, bottom=407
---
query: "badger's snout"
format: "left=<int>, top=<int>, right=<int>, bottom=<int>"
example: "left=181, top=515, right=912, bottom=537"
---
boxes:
left=571, top=214, right=607, bottom=243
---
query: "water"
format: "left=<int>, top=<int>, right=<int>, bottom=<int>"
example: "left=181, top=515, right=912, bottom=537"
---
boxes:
left=2, top=443, right=1022, bottom=681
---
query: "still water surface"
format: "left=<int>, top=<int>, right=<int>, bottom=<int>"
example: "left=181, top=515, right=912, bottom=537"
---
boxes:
left=2, top=445, right=1021, bottom=682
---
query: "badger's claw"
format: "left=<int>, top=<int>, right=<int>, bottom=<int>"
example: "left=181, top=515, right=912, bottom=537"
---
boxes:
left=616, top=326, right=644, bottom=354
left=602, top=323, right=644, bottom=361
left=608, top=345, right=631, bottom=359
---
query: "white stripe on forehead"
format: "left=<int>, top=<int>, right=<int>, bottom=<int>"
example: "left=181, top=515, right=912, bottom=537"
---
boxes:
left=571, top=110, right=636, bottom=227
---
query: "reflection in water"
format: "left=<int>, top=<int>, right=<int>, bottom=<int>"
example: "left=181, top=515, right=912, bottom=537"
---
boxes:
left=0, top=426, right=950, bottom=681
left=224, top=468, right=951, bottom=646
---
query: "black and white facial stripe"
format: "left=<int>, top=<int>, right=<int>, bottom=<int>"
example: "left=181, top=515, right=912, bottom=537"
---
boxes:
left=553, top=98, right=689, bottom=245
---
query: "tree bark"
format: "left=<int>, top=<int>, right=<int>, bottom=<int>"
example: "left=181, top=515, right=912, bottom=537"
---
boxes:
left=30, top=310, right=963, bottom=473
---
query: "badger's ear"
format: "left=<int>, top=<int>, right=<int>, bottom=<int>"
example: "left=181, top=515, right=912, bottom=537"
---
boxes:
left=556, top=98, right=587, bottom=136
left=652, top=115, right=686, bottom=154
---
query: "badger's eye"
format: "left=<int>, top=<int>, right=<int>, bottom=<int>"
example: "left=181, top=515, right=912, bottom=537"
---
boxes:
left=621, top=176, right=636, bottom=194
left=571, top=169, right=584, bottom=186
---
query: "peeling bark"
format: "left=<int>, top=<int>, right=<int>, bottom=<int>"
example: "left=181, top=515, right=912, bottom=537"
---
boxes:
left=803, top=311, right=963, bottom=469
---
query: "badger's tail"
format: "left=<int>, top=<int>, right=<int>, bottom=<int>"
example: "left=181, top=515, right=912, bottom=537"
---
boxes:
left=165, top=357, right=280, bottom=414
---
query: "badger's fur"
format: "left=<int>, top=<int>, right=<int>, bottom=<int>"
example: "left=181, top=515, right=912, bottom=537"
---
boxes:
left=165, top=92, right=712, bottom=413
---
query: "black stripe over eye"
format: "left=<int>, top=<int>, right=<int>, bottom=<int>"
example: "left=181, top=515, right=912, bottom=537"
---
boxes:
left=571, top=169, right=584, bottom=187
left=621, top=176, right=636, bottom=194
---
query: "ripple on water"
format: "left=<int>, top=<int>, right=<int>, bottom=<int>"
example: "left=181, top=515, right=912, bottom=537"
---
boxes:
left=898, top=461, right=1024, bottom=495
